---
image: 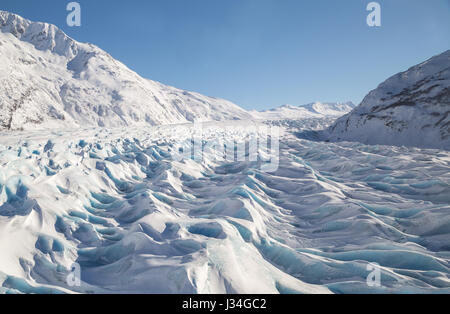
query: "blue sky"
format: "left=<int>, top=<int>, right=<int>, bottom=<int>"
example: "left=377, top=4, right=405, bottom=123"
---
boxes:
left=1, top=0, right=449, bottom=110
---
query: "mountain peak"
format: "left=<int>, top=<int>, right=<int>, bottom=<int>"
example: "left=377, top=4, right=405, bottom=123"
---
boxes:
left=0, top=11, right=252, bottom=131
left=0, top=10, right=80, bottom=59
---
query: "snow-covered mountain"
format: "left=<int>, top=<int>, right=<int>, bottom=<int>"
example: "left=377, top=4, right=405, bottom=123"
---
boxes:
left=0, top=11, right=252, bottom=131
left=251, top=102, right=355, bottom=120
left=327, top=50, right=450, bottom=150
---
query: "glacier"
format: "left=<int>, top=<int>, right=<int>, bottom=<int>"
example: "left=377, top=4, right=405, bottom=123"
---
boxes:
left=0, top=120, right=449, bottom=294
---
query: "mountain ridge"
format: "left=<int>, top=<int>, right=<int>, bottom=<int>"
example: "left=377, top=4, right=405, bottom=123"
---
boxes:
left=0, top=10, right=252, bottom=130
left=326, top=50, right=450, bottom=150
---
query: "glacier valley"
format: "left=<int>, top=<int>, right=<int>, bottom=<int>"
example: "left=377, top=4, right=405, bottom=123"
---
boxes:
left=0, top=10, right=449, bottom=294
left=0, top=119, right=449, bottom=294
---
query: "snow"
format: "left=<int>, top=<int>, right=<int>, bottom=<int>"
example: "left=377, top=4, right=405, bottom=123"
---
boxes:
left=326, top=50, right=450, bottom=150
left=0, top=10, right=449, bottom=294
left=251, top=102, right=355, bottom=121
left=0, top=11, right=252, bottom=131
left=0, top=121, right=449, bottom=294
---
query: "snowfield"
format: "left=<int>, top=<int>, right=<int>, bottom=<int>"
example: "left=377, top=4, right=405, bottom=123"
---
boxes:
left=1, top=120, right=449, bottom=294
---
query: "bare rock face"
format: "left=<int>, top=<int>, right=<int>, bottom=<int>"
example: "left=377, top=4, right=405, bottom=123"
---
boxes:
left=327, top=50, right=450, bottom=150
left=0, top=11, right=252, bottom=131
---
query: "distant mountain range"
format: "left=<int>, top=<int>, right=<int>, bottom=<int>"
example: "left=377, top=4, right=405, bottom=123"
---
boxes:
left=250, top=102, right=355, bottom=120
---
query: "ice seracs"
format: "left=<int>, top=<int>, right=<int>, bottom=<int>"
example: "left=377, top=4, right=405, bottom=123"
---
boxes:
left=326, top=50, right=450, bottom=150
left=0, top=10, right=252, bottom=131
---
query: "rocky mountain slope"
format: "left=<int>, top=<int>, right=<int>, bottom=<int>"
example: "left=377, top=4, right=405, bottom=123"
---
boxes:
left=327, top=50, right=450, bottom=150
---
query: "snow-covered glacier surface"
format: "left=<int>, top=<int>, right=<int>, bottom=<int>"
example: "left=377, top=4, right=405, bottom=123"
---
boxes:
left=0, top=119, right=449, bottom=294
